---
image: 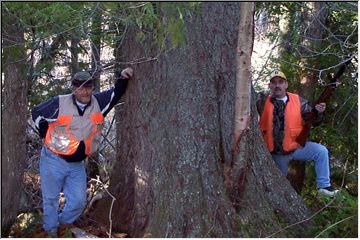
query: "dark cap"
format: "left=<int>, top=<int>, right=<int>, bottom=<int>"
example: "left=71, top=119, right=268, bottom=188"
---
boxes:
left=71, top=71, right=94, bottom=87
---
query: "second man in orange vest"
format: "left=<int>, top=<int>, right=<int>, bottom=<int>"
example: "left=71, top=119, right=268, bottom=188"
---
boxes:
left=257, top=70, right=339, bottom=197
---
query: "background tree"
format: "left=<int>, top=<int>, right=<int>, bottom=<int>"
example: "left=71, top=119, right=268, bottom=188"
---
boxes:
left=86, top=2, right=103, bottom=181
left=1, top=4, right=28, bottom=236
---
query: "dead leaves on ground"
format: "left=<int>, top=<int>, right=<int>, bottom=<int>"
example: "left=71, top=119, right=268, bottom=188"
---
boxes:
left=8, top=212, right=127, bottom=238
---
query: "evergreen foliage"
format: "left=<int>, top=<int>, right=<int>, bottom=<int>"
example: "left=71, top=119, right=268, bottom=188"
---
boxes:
left=3, top=2, right=199, bottom=109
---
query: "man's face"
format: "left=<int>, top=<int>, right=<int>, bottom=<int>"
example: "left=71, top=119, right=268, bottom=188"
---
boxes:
left=269, top=77, right=288, bottom=98
left=73, top=86, right=94, bottom=104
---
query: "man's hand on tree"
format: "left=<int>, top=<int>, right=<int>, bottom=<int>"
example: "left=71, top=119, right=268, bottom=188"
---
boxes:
left=121, top=67, right=134, bottom=79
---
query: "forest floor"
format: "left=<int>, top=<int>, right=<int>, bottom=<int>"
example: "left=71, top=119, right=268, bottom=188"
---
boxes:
left=8, top=210, right=127, bottom=238
left=8, top=156, right=357, bottom=238
left=8, top=171, right=125, bottom=238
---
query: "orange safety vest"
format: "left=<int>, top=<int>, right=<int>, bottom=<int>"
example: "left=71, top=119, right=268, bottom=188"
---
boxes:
left=259, top=92, right=303, bottom=152
left=45, top=94, right=104, bottom=156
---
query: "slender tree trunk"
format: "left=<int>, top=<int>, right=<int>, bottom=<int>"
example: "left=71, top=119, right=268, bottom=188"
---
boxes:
left=91, top=3, right=312, bottom=237
left=91, top=4, right=102, bottom=93
left=38, top=34, right=64, bottom=68
left=87, top=4, right=103, bottom=180
left=1, top=10, right=28, bottom=236
left=70, top=37, right=80, bottom=75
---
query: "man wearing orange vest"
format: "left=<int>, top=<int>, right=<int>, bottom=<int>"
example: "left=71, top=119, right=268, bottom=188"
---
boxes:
left=257, top=70, right=339, bottom=197
left=32, top=68, right=133, bottom=237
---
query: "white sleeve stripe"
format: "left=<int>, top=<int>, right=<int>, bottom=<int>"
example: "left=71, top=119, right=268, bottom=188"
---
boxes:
left=101, top=91, right=115, bottom=114
left=34, top=116, right=42, bottom=128
left=44, top=118, right=57, bottom=122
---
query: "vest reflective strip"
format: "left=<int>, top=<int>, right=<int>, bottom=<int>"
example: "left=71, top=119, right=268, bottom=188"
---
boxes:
left=44, top=94, right=105, bottom=156
left=45, top=113, right=104, bottom=156
left=85, top=112, right=104, bottom=155
left=45, top=115, right=79, bottom=155
left=259, top=93, right=303, bottom=152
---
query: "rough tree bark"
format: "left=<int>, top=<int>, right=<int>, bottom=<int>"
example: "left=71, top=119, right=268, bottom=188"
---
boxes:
left=91, top=3, right=312, bottom=237
left=1, top=9, right=28, bottom=236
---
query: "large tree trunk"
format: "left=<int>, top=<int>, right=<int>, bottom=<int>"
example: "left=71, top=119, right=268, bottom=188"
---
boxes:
left=91, top=3, right=312, bottom=237
left=1, top=9, right=28, bottom=236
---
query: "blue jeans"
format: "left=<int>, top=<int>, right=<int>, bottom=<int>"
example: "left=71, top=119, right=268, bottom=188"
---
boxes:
left=271, top=141, right=331, bottom=189
left=39, top=146, right=87, bottom=233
